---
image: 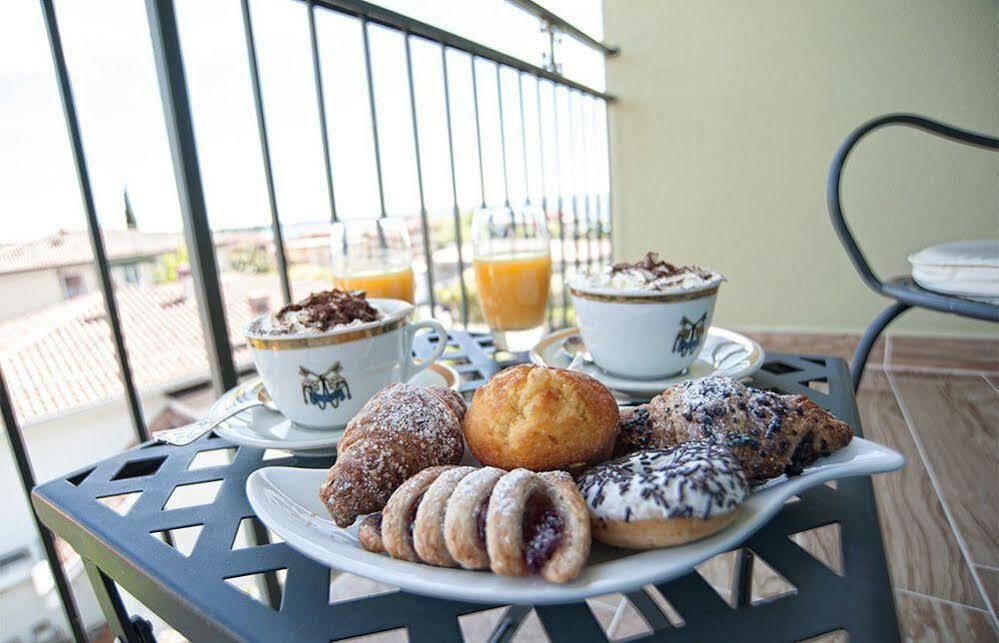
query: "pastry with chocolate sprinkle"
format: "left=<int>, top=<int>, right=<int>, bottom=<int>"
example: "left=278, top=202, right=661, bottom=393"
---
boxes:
left=578, top=440, right=748, bottom=549
left=613, top=376, right=853, bottom=485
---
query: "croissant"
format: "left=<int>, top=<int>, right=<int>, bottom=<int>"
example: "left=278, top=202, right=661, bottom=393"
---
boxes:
left=358, top=466, right=591, bottom=583
left=319, top=384, right=465, bottom=527
left=615, top=376, right=853, bottom=485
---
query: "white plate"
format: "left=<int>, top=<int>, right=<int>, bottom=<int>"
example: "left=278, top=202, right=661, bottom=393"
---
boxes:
left=246, top=437, right=904, bottom=605
left=210, top=363, right=459, bottom=455
left=531, top=327, right=765, bottom=398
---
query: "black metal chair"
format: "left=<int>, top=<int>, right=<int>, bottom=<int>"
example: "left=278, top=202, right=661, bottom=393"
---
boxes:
left=827, top=113, right=999, bottom=391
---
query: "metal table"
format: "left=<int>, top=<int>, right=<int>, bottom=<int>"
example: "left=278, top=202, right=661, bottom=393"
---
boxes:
left=32, top=331, right=900, bottom=642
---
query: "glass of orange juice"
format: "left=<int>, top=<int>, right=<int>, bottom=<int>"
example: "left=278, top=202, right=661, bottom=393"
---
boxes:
left=472, top=206, right=552, bottom=351
left=330, top=218, right=416, bottom=304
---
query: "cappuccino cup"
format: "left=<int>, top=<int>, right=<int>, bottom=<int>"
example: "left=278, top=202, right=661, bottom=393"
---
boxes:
left=246, top=299, right=446, bottom=429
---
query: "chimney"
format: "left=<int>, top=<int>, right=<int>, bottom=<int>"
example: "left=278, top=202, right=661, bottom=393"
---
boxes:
left=248, top=292, right=271, bottom=316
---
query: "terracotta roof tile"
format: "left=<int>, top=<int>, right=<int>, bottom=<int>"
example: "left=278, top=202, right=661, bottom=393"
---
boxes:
left=0, top=273, right=324, bottom=425
left=0, top=229, right=179, bottom=275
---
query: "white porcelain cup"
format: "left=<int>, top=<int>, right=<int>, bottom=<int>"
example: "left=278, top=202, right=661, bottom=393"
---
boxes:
left=570, top=284, right=720, bottom=379
left=245, top=299, right=447, bottom=429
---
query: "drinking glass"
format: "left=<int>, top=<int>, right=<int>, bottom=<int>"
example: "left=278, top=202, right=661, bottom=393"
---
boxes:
left=330, top=218, right=416, bottom=303
left=472, top=206, right=552, bottom=351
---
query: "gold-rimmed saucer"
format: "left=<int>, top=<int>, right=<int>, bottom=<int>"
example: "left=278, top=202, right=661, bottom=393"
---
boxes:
left=530, top=327, right=764, bottom=400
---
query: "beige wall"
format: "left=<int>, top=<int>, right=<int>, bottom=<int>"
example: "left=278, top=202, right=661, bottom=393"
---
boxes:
left=605, top=0, right=998, bottom=335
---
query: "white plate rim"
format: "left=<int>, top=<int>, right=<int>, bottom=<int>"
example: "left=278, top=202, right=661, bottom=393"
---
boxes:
left=530, top=327, right=765, bottom=395
left=246, top=437, right=904, bottom=605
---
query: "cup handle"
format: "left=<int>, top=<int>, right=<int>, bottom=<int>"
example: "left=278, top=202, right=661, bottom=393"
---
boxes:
left=402, top=319, right=448, bottom=382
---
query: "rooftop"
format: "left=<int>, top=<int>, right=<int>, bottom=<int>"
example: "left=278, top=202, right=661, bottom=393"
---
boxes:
left=0, top=273, right=322, bottom=425
left=0, top=229, right=180, bottom=276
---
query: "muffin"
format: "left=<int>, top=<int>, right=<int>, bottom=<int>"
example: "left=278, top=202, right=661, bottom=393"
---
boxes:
left=463, top=364, right=619, bottom=472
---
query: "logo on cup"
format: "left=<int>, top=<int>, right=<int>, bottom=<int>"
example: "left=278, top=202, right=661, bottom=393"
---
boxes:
left=673, top=313, right=707, bottom=357
left=299, top=362, right=351, bottom=410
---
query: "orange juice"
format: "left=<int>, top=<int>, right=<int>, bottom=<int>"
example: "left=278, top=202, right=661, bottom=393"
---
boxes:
left=334, top=267, right=415, bottom=303
left=473, top=253, right=551, bottom=330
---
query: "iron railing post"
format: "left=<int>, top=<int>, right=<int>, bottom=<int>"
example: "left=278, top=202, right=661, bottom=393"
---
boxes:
left=145, top=0, right=238, bottom=393
left=440, top=48, right=471, bottom=327
left=40, top=0, right=148, bottom=445
left=403, top=32, right=437, bottom=314
left=470, top=58, right=488, bottom=208
left=1, top=367, right=88, bottom=642
left=550, top=83, right=568, bottom=326
left=360, top=17, right=388, bottom=219
left=307, top=1, right=339, bottom=223
left=240, top=0, right=292, bottom=305
left=495, top=63, right=511, bottom=209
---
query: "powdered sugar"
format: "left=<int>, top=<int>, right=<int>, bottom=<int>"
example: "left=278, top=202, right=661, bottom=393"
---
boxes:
left=319, top=384, right=465, bottom=527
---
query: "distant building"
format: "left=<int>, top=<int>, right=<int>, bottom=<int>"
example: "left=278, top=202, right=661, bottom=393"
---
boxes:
left=0, top=228, right=180, bottom=321
left=0, top=272, right=324, bottom=642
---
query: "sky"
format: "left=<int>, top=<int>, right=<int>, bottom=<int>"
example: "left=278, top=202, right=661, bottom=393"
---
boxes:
left=0, top=0, right=608, bottom=244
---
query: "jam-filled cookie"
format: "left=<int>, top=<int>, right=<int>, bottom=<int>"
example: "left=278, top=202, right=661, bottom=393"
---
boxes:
left=360, top=466, right=591, bottom=583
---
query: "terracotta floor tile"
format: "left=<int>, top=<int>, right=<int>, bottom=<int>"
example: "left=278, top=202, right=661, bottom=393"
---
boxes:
left=741, top=330, right=880, bottom=366
left=888, top=336, right=999, bottom=375
left=856, top=373, right=985, bottom=607
left=889, top=373, right=998, bottom=566
left=976, top=566, right=999, bottom=618
left=894, top=591, right=996, bottom=642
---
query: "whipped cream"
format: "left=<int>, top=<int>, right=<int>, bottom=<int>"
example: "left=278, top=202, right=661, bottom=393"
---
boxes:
left=251, top=289, right=383, bottom=335
left=573, top=252, right=724, bottom=294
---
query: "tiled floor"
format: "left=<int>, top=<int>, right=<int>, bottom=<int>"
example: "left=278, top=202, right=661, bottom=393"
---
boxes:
left=755, top=331, right=999, bottom=642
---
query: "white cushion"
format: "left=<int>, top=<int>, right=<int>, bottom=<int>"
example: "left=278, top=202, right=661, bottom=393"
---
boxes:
left=908, top=240, right=999, bottom=303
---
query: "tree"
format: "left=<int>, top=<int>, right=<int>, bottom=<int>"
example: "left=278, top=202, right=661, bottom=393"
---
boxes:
left=124, top=187, right=137, bottom=229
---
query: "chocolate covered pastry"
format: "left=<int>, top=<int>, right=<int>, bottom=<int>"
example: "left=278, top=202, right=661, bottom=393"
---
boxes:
left=615, top=376, right=853, bottom=484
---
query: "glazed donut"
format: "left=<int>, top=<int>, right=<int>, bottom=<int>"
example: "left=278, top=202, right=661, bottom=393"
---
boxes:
left=486, top=468, right=591, bottom=583
left=577, top=441, right=748, bottom=549
left=381, top=466, right=453, bottom=561
left=413, top=466, right=476, bottom=566
left=443, top=467, right=505, bottom=570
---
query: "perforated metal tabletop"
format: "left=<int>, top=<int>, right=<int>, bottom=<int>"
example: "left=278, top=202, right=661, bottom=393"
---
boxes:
left=32, top=331, right=900, bottom=642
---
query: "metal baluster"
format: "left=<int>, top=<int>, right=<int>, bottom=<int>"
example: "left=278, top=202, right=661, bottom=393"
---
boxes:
left=307, top=1, right=338, bottom=222
left=550, top=83, right=568, bottom=327
left=589, top=96, right=604, bottom=267
left=495, top=63, right=511, bottom=209
left=595, top=98, right=611, bottom=265
left=240, top=0, right=291, bottom=305
left=470, top=57, right=487, bottom=209
left=0, top=365, right=87, bottom=643
left=564, top=89, right=581, bottom=287
left=146, top=0, right=276, bottom=608
left=41, top=0, right=148, bottom=446
left=361, top=17, right=388, bottom=219
left=600, top=97, right=613, bottom=263
left=440, top=48, right=470, bottom=327
left=146, top=0, right=238, bottom=395
left=403, top=33, right=437, bottom=315
left=517, top=73, right=532, bottom=206
left=531, top=75, right=554, bottom=329
left=580, top=95, right=595, bottom=271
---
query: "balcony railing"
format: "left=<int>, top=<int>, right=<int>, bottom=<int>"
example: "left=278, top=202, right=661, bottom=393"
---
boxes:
left=1, top=0, right=616, bottom=639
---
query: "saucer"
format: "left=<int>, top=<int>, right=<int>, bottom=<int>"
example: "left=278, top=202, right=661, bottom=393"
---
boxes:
left=208, top=363, right=460, bottom=456
left=530, top=327, right=764, bottom=399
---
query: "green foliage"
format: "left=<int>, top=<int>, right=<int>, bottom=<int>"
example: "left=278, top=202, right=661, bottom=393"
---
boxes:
left=155, top=245, right=188, bottom=283
left=229, top=246, right=274, bottom=274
